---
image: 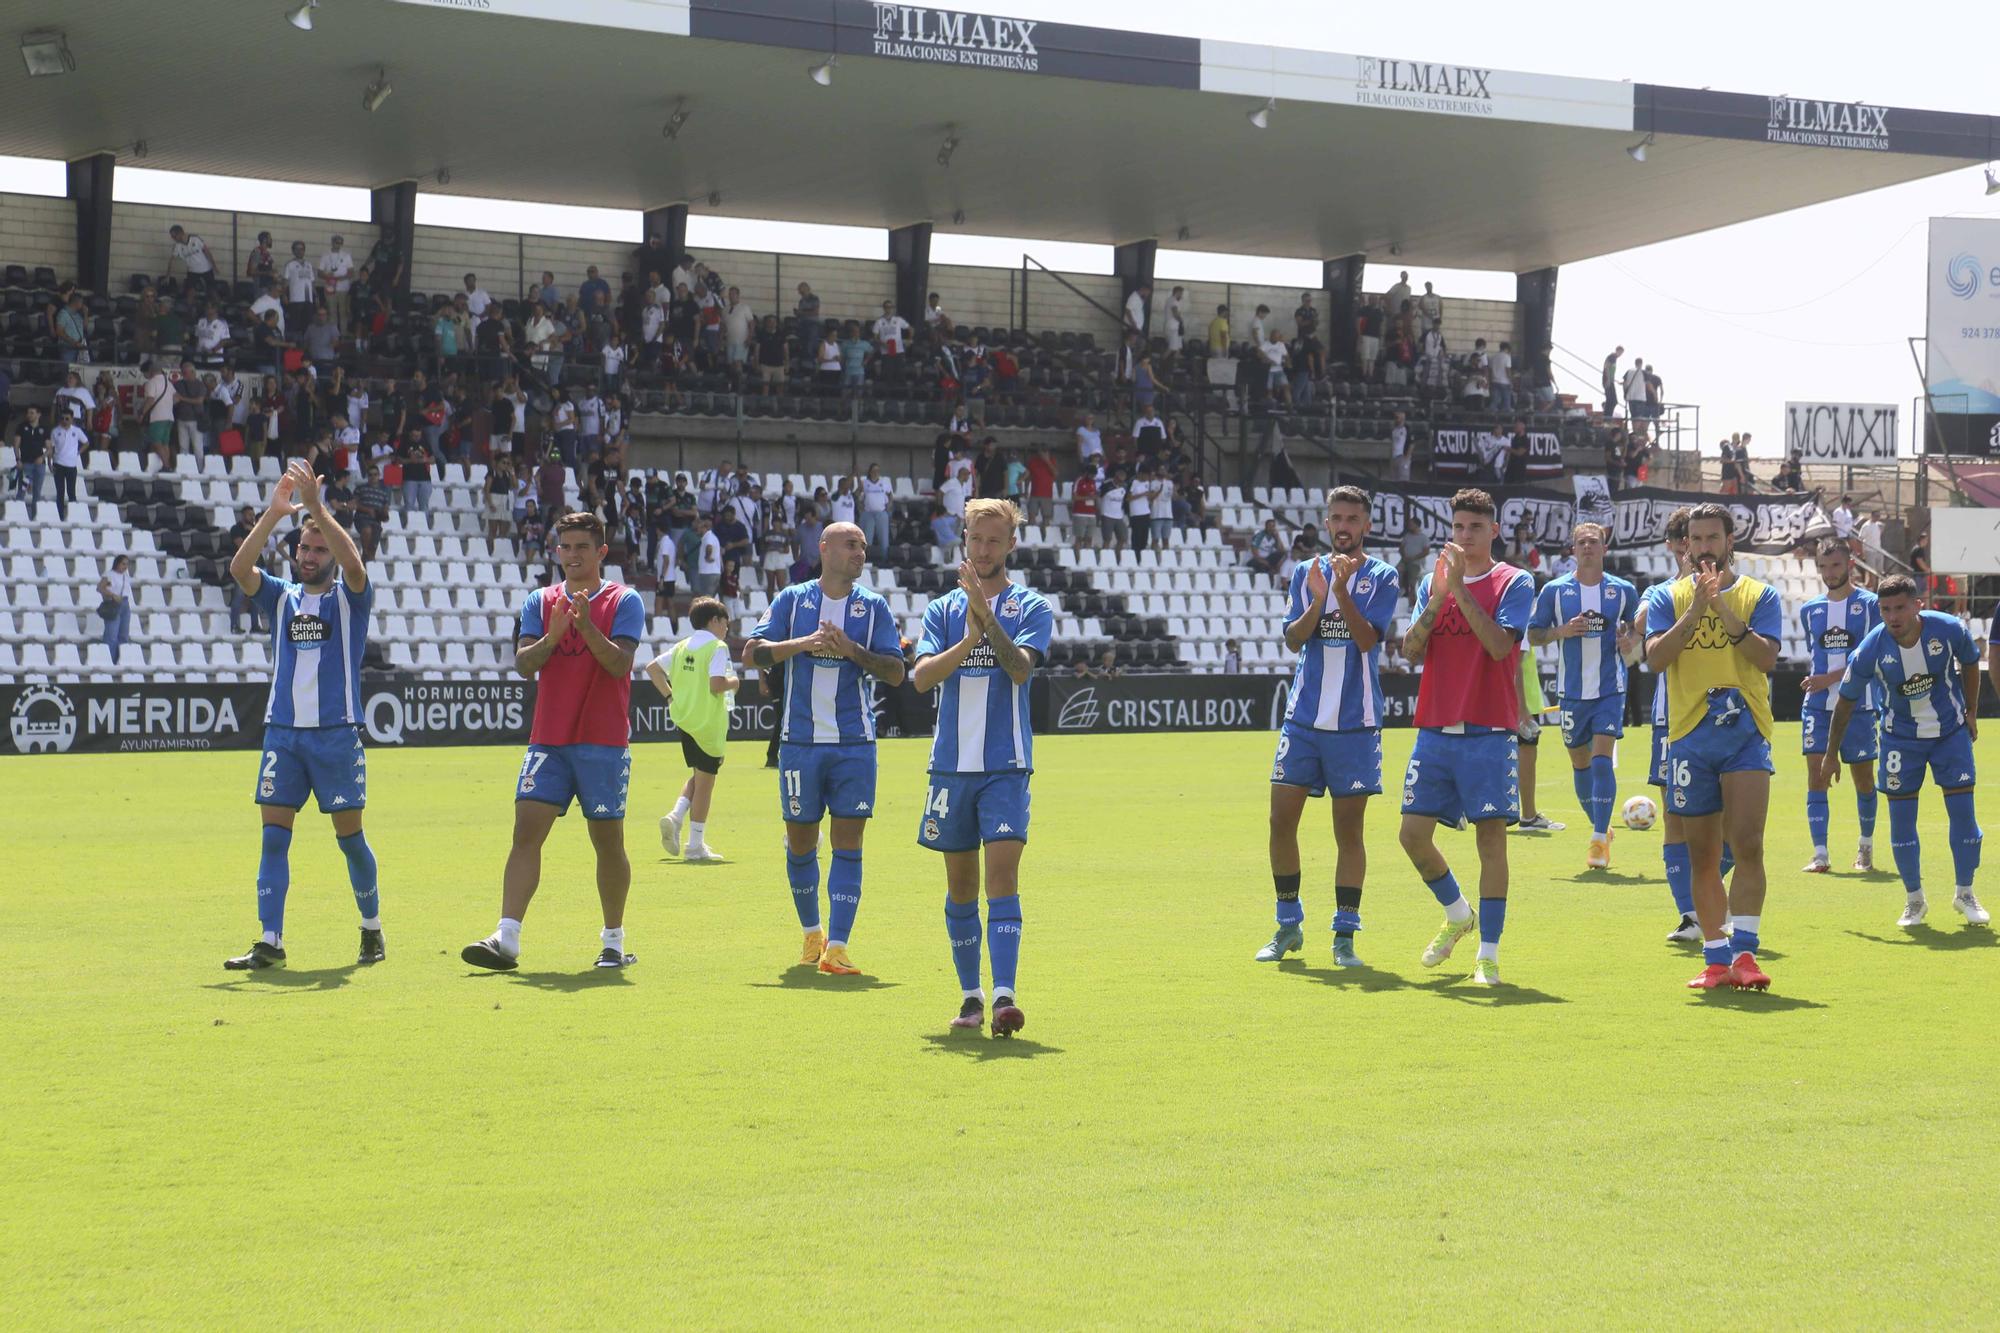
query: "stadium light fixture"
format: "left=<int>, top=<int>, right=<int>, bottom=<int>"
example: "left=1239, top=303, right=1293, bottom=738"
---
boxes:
left=286, top=1, right=318, bottom=31
left=1986, top=165, right=1999, bottom=196
left=663, top=98, right=690, bottom=140
left=1626, top=133, right=1655, bottom=163
left=361, top=69, right=392, bottom=113
left=19, top=30, right=74, bottom=76
left=937, top=127, right=960, bottom=169
left=1247, top=98, right=1275, bottom=130
left=809, top=57, right=836, bottom=87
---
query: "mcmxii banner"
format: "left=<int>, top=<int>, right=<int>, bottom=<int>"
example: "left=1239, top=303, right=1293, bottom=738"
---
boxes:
left=1362, top=481, right=1823, bottom=554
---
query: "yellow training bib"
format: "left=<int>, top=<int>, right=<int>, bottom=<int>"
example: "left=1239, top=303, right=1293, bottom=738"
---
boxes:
left=1664, top=574, right=1775, bottom=742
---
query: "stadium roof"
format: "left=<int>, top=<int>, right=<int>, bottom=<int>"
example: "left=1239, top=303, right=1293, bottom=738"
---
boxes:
left=5, top=0, right=1994, bottom=272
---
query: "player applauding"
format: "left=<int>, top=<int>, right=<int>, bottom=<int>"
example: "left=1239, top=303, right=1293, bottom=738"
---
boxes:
left=463, top=512, right=647, bottom=972
left=1644, top=503, right=1782, bottom=991
left=1258, top=485, right=1400, bottom=967
left=746, top=521, right=907, bottom=975
left=222, top=460, right=381, bottom=971
left=1529, top=522, right=1639, bottom=870
left=1397, top=489, right=1535, bottom=986
left=1798, top=539, right=1881, bottom=874
left=1818, top=575, right=1988, bottom=929
left=912, top=499, right=1053, bottom=1036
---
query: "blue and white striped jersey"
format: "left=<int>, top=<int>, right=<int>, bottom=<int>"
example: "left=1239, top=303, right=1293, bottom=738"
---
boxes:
left=917, top=582, right=1054, bottom=774
left=751, top=579, right=904, bottom=745
left=1282, top=554, right=1401, bottom=731
left=253, top=573, right=372, bottom=728
left=1531, top=572, right=1638, bottom=701
left=1840, top=611, right=1979, bottom=741
left=1800, top=588, right=1879, bottom=712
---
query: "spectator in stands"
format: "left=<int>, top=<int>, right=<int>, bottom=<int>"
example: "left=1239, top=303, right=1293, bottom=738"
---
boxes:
left=1831, top=494, right=1857, bottom=556
left=525, top=301, right=565, bottom=383
left=1131, top=350, right=1164, bottom=415
left=1909, top=535, right=1933, bottom=603
left=364, top=232, right=405, bottom=305
left=245, top=231, right=276, bottom=282
left=1260, top=328, right=1291, bottom=407
left=1385, top=271, right=1412, bottom=315
left=1247, top=304, right=1270, bottom=348
left=53, top=369, right=92, bottom=428
left=1491, top=340, right=1515, bottom=413
left=483, top=454, right=517, bottom=540
left=172, top=360, right=207, bottom=461
left=90, top=370, right=119, bottom=455
left=1070, top=465, right=1098, bottom=544
left=812, top=323, right=843, bottom=392
left=303, top=307, right=339, bottom=372
left=400, top=433, right=433, bottom=511
left=1601, top=345, right=1623, bottom=415
left=1078, top=647, right=1122, bottom=680
left=1127, top=461, right=1155, bottom=552
left=793, top=281, right=822, bottom=356
left=1462, top=339, right=1492, bottom=411
left=1398, top=523, right=1429, bottom=600
left=276, top=240, right=315, bottom=334
left=1731, top=434, right=1753, bottom=491
left=1623, top=429, right=1651, bottom=488
left=190, top=302, right=230, bottom=365
left=1386, top=410, right=1410, bottom=483
left=1773, top=449, right=1803, bottom=492
left=1206, top=305, right=1230, bottom=356
left=476, top=305, right=512, bottom=383
left=1417, top=281, right=1442, bottom=333
left=93, top=555, right=134, bottom=662
left=225, top=507, right=269, bottom=630
left=1290, top=325, right=1322, bottom=407
left=1099, top=468, right=1130, bottom=549
left=56, top=292, right=90, bottom=362
left=715, top=501, right=755, bottom=576
left=838, top=321, right=871, bottom=398
left=754, top=315, right=787, bottom=395
left=721, top=287, right=755, bottom=377
left=1418, top=324, right=1448, bottom=394
left=1024, top=444, right=1056, bottom=528
left=316, top=235, right=354, bottom=331
left=250, top=308, right=290, bottom=375
left=1355, top=297, right=1384, bottom=381
left=1718, top=434, right=1743, bottom=495
left=167, top=224, right=217, bottom=297
left=1174, top=464, right=1205, bottom=530
left=1643, top=360, right=1664, bottom=417
left=1505, top=418, right=1531, bottom=485
left=1384, top=323, right=1416, bottom=388
left=1621, top=357, right=1649, bottom=421
left=10, top=405, right=47, bottom=518
left=1164, top=285, right=1187, bottom=352
left=1150, top=466, right=1175, bottom=547
left=939, top=461, right=972, bottom=526
left=925, top=291, right=952, bottom=336
left=1858, top=510, right=1885, bottom=562
left=1075, top=410, right=1104, bottom=473
left=789, top=505, right=823, bottom=581
left=1247, top=518, right=1284, bottom=581
left=245, top=277, right=285, bottom=338
left=972, top=438, right=1004, bottom=500
left=1222, top=638, right=1243, bottom=673
left=925, top=501, right=956, bottom=548
left=577, top=265, right=611, bottom=337
left=137, top=360, right=174, bottom=471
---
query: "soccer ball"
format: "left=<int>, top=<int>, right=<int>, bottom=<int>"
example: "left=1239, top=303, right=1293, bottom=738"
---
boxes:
left=1621, top=794, right=1659, bottom=831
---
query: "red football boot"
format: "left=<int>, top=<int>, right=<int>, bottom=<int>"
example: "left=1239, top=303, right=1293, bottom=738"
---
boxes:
left=1728, top=953, right=1771, bottom=991
left=1686, top=963, right=1734, bottom=990
left=991, top=996, right=1025, bottom=1037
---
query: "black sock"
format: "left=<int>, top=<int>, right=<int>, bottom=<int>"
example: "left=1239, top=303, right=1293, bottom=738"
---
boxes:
left=1334, top=884, right=1362, bottom=940
left=1274, top=872, right=1301, bottom=901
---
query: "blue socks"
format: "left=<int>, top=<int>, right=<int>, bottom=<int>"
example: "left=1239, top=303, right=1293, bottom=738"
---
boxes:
left=1570, top=765, right=1594, bottom=826
left=1478, top=896, right=1507, bottom=944
left=1721, top=843, right=1736, bottom=880
left=1856, top=788, right=1878, bottom=841
left=1425, top=870, right=1465, bottom=910
left=945, top=899, right=982, bottom=995
left=786, top=848, right=821, bottom=930
left=1944, top=790, right=1982, bottom=888
left=1663, top=841, right=1695, bottom=916
left=1589, top=756, right=1616, bottom=836
left=1703, top=938, right=1733, bottom=967
left=256, top=823, right=292, bottom=938
left=987, top=896, right=1023, bottom=997
left=827, top=849, right=863, bottom=945
left=336, top=830, right=379, bottom=922
left=1274, top=871, right=1303, bottom=927
left=1806, top=789, right=1830, bottom=852
left=1890, top=796, right=1923, bottom=895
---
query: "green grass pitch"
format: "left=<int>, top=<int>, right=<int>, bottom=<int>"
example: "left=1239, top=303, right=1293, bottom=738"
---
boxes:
left=4, top=726, right=1996, bottom=1328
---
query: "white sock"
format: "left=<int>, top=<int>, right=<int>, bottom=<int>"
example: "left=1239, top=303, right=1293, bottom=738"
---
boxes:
left=1909, top=888, right=1927, bottom=904
left=1733, top=914, right=1759, bottom=937
left=1476, top=941, right=1498, bottom=961
left=261, top=930, right=282, bottom=947
left=688, top=820, right=706, bottom=847
left=496, top=917, right=522, bottom=955
left=1813, top=845, right=1828, bottom=859
left=1858, top=837, right=1873, bottom=850
left=1956, top=884, right=1974, bottom=898
left=994, top=989, right=1015, bottom=1006
left=670, top=796, right=691, bottom=821
left=360, top=915, right=382, bottom=930
left=963, top=988, right=984, bottom=1001
left=602, top=926, right=624, bottom=952
left=1444, top=897, right=1474, bottom=924
left=1703, top=935, right=1729, bottom=953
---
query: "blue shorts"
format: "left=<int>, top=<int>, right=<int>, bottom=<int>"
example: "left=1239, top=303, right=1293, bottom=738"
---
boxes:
left=1271, top=725, right=1383, bottom=798
left=1401, top=729, right=1520, bottom=826
left=779, top=742, right=878, bottom=823
left=256, top=724, right=366, bottom=813
left=917, top=772, right=1030, bottom=853
left=1879, top=727, right=1976, bottom=797
left=516, top=743, right=631, bottom=820
left=1802, top=706, right=1879, bottom=762
left=1560, top=694, right=1625, bottom=749
left=1663, top=715, right=1773, bottom=817
left=1648, top=724, right=1670, bottom=788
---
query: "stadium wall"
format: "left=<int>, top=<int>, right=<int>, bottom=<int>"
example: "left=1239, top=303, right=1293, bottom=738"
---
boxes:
left=0, top=191, right=78, bottom=277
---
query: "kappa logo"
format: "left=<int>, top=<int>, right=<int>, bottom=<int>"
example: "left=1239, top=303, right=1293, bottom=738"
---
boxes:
left=1350, top=780, right=1367, bottom=791
left=1481, top=802, right=1498, bottom=813
left=854, top=802, right=870, bottom=812
left=1957, top=772, right=1972, bottom=783
left=594, top=804, right=610, bottom=814
left=331, top=796, right=347, bottom=806
left=996, top=823, right=1013, bottom=834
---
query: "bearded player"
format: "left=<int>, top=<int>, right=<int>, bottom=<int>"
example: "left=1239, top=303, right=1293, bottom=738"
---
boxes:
left=223, top=460, right=381, bottom=971
left=1257, top=485, right=1400, bottom=967
left=1645, top=503, right=1782, bottom=991
left=463, top=511, right=647, bottom=972
left=1397, top=488, right=1535, bottom=986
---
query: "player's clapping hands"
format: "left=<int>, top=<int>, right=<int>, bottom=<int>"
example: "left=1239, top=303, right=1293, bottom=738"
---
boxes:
left=1329, top=553, right=1359, bottom=587
left=286, top=459, right=324, bottom=515
left=819, top=623, right=856, bottom=659
left=546, top=591, right=576, bottom=639
left=958, top=560, right=993, bottom=629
